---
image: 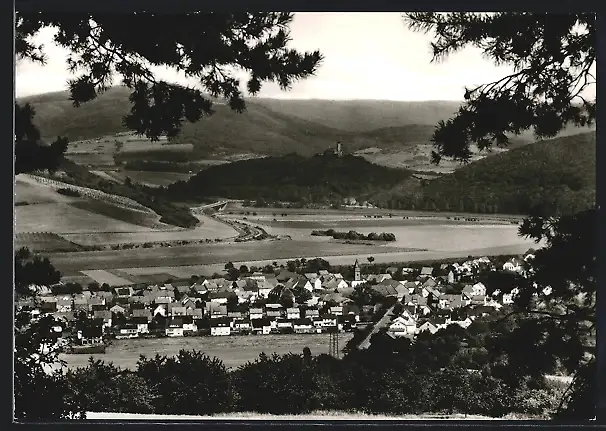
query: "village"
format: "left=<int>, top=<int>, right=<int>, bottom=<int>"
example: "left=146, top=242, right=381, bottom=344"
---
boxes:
left=15, top=253, right=538, bottom=350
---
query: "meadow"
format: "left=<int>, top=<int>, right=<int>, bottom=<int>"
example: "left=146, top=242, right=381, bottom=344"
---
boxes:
left=58, top=333, right=354, bottom=371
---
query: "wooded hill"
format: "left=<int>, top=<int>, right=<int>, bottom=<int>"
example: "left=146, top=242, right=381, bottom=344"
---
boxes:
left=379, top=132, right=596, bottom=216
left=165, top=153, right=414, bottom=205
left=165, top=132, right=595, bottom=217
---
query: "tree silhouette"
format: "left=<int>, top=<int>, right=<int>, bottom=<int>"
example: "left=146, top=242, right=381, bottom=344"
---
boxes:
left=406, top=12, right=596, bottom=419
left=405, top=13, right=595, bottom=164
left=15, top=12, right=323, bottom=173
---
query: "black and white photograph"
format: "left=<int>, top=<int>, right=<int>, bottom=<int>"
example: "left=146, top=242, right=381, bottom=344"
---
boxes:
left=14, top=10, right=597, bottom=422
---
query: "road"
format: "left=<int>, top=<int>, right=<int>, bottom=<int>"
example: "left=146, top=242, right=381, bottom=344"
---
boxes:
left=358, top=304, right=396, bottom=350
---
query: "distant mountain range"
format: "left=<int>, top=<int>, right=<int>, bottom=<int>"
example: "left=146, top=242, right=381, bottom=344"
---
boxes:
left=18, top=86, right=595, bottom=173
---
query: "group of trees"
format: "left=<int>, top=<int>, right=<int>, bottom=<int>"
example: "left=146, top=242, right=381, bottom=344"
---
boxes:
left=23, top=306, right=572, bottom=420
left=164, top=153, right=413, bottom=206
left=311, top=229, right=396, bottom=242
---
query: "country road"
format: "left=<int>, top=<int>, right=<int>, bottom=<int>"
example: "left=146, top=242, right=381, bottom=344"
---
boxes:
left=358, top=304, right=396, bottom=349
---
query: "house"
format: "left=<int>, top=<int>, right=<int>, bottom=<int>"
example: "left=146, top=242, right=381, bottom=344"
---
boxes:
left=448, top=317, right=473, bottom=329
left=503, top=258, right=524, bottom=273
left=165, top=318, right=184, bottom=337
left=365, top=274, right=392, bottom=284
left=206, top=302, right=228, bottom=317
left=419, top=267, right=434, bottom=278
left=276, top=318, right=294, bottom=332
left=232, top=319, right=251, bottom=332
left=471, top=282, right=487, bottom=296
left=502, top=291, right=515, bottom=305
left=321, top=314, right=338, bottom=328
left=187, top=308, right=204, bottom=318
left=114, top=286, right=134, bottom=298
left=117, top=323, right=139, bottom=339
left=72, top=297, right=89, bottom=313
left=329, top=306, right=343, bottom=316
left=182, top=315, right=197, bottom=333
left=130, top=317, right=150, bottom=334
left=388, top=315, right=417, bottom=336
left=249, top=308, right=264, bottom=319
left=257, top=279, right=276, bottom=298
left=305, top=308, right=320, bottom=319
left=322, top=277, right=349, bottom=291
left=370, top=283, right=398, bottom=298
left=418, top=321, right=439, bottom=334
left=39, top=297, right=57, bottom=314
left=470, top=295, right=488, bottom=306
left=133, top=308, right=152, bottom=322
left=210, top=317, right=231, bottom=336
left=286, top=307, right=301, bottom=320
left=293, top=318, right=314, bottom=334
left=440, top=294, right=465, bottom=310
left=227, top=310, right=244, bottom=319
left=93, top=310, right=112, bottom=328
left=431, top=317, right=448, bottom=330
left=170, top=306, right=187, bottom=317
left=153, top=304, right=168, bottom=317
left=56, top=297, right=73, bottom=313
left=266, top=307, right=283, bottom=319
left=109, top=304, right=127, bottom=315
left=251, top=318, right=272, bottom=335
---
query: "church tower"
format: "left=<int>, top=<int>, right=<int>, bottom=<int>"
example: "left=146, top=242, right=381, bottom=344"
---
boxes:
left=354, top=259, right=361, bottom=281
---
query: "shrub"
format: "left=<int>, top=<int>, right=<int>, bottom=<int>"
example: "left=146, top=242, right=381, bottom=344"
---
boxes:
left=136, top=350, right=232, bottom=415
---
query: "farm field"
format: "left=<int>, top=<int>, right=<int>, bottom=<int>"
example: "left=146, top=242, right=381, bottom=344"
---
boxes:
left=61, top=214, right=237, bottom=245
left=224, top=203, right=526, bottom=221
left=106, top=242, right=536, bottom=281
left=80, top=269, right=136, bottom=286
left=58, top=333, right=354, bottom=371
left=44, top=240, right=412, bottom=273
left=15, top=176, right=238, bottom=248
left=15, top=233, right=85, bottom=253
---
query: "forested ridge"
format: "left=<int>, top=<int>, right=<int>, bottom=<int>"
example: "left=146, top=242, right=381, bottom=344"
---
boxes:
left=165, top=132, right=595, bottom=217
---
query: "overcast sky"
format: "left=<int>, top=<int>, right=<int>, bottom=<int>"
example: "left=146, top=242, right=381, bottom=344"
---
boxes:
left=14, top=12, right=594, bottom=101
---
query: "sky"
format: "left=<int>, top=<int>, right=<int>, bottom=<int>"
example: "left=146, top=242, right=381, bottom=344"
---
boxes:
left=14, top=12, right=593, bottom=101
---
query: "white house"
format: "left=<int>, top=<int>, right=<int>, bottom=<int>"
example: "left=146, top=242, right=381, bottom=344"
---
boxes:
left=153, top=304, right=168, bottom=317
left=418, top=321, right=439, bottom=334
left=165, top=319, right=184, bottom=337
left=182, top=317, right=197, bottom=332
left=471, top=282, right=487, bottom=296
left=503, top=258, right=523, bottom=273
left=249, top=308, right=264, bottom=319
left=388, top=316, right=417, bottom=336
left=210, top=318, right=231, bottom=336
left=321, top=315, right=338, bottom=327
left=286, top=307, right=301, bottom=320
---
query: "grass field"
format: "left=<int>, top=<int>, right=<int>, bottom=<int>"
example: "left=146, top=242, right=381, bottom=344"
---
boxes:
left=80, top=269, right=136, bottom=286
left=15, top=177, right=237, bottom=248
left=59, top=333, right=355, bottom=370
left=14, top=232, right=85, bottom=253
left=61, top=214, right=237, bottom=246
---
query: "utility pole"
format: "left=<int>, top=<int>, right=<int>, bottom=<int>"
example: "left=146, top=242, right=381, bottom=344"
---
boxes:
left=328, top=325, right=339, bottom=358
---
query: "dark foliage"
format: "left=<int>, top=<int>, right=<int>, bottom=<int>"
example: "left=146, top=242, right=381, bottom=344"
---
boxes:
left=405, top=13, right=595, bottom=164
left=14, top=247, right=61, bottom=296
left=135, top=350, right=232, bottom=415
left=165, top=153, right=412, bottom=205
left=15, top=12, right=322, bottom=172
left=311, top=229, right=396, bottom=242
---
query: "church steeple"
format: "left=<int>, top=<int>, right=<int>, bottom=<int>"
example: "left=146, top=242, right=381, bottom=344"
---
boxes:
left=354, top=259, right=361, bottom=282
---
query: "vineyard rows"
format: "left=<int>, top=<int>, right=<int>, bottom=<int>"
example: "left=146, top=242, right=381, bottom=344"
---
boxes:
left=27, top=174, right=153, bottom=213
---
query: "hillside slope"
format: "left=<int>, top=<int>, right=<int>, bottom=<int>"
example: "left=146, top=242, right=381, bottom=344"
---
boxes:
left=165, top=153, right=414, bottom=205
left=19, top=87, right=593, bottom=170
left=382, top=132, right=596, bottom=216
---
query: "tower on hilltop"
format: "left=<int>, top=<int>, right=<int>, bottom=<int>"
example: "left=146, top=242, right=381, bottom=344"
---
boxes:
left=354, top=259, right=361, bottom=281
left=336, top=142, right=343, bottom=157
